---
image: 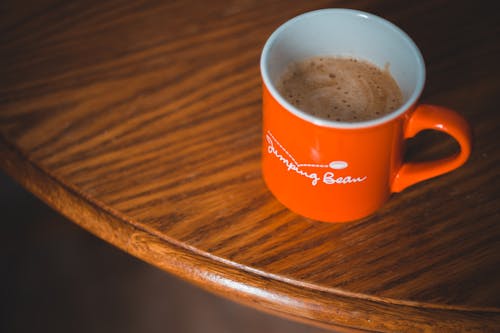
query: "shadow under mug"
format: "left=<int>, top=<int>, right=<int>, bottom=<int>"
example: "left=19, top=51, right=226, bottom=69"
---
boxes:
left=260, top=9, right=472, bottom=223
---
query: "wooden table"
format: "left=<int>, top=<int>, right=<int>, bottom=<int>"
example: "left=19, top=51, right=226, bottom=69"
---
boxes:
left=1, top=1, right=499, bottom=332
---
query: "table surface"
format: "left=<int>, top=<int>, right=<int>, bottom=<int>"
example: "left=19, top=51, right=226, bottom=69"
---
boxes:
left=1, top=0, right=499, bottom=332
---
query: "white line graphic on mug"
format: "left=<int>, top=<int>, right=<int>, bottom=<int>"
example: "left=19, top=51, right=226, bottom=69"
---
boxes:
left=266, top=130, right=368, bottom=186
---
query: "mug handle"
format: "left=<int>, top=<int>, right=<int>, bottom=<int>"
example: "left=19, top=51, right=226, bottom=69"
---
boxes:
left=391, top=104, right=472, bottom=192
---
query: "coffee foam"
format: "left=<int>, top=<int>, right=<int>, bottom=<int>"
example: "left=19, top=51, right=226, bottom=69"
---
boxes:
left=277, top=57, right=402, bottom=122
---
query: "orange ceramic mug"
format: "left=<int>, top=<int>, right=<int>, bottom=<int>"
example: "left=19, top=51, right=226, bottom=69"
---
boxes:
left=260, top=9, right=472, bottom=223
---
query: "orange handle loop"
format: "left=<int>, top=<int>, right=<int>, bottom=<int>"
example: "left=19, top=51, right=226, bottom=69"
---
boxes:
left=391, top=104, right=472, bottom=192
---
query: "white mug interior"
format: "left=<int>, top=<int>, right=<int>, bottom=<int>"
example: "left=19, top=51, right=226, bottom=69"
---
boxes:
left=261, top=9, right=426, bottom=129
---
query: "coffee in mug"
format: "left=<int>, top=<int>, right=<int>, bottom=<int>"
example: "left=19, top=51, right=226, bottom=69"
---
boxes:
left=277, top=56, right=402, bottom=122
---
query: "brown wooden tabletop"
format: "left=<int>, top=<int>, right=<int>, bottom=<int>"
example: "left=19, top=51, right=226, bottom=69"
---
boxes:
left=1, top=0, right=499, bottom=332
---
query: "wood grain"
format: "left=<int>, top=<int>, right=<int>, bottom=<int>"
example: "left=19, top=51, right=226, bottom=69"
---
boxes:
left=1, top=0, right=499, bottom=332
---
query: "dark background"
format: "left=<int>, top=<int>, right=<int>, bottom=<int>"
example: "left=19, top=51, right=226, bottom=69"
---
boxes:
left=1, top=171, right=332, bottom=333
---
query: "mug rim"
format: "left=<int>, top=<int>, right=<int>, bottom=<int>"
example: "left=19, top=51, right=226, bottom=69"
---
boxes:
left=260, top=8, right=426, bottom=129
